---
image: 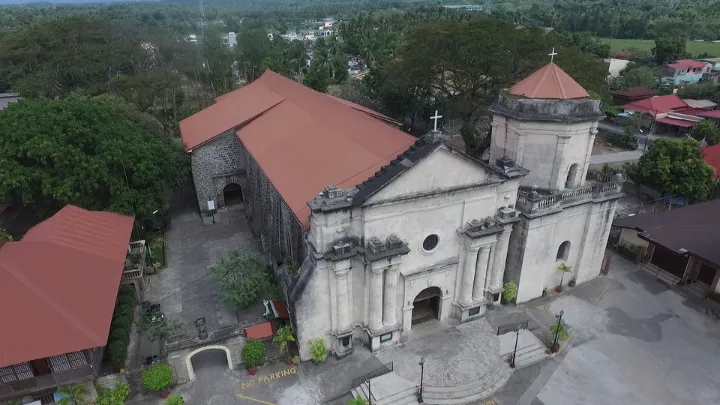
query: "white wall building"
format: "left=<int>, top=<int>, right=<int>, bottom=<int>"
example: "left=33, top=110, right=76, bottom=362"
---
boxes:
left=221, top=32, right=237, bottom=48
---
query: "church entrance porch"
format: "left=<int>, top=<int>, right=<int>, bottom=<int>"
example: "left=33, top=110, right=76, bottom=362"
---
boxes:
left=412, top=287, right=442, bottom=326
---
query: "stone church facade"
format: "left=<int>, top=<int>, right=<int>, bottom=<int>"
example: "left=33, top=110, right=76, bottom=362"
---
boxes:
left=180, top=65, right=623, bottom=361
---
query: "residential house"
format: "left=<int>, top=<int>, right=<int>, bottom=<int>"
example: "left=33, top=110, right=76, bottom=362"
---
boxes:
left=683, top=99, right=718, bottom=110
left=611, top=51, right=634, bottom=59
left=0, top=206, right=137, bottom=404
left=611, top=87, right=656, bottom=106
left=613, top=200, right=720, bottom=297
left=0, top=93, right=21, bottom=111
left=699, top=57, right=720, bottom=71
left=604, top=58, right=631, bottom=78
left=620, top=94, right=699, bottom=134
left=221, top=32, right=237, bottom=48
left=663, top=59, right=712, bottom=86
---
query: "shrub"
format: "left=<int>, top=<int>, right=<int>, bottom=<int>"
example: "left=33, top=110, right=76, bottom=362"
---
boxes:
left=292, top=355, right=301, bottom=365
left=165, top=395, right=184, bottom=405
left=309, top=339, right=327, bottom=363
left=116, top=295, right=135, bottom=308
left=107, top=340, right=127, bottom=366
left=550, top=321, right=570, bottom=342
left=607, top=133, right=638, bottom=150
left=503, top=281, right=518, bottom=303
left=241, top=340, right=266, bottom=369
left=109, top=329, right=129, bottom=346
left=111, top=317, right=131, bottom=334
left=95, top=381, right=130, bottom=405
left=273, top=326, right=295, bottom=354
left=0, top=228, right=12, bottom=241
left=56, top=384, right=88, bottom=405
left=213, top=252, right=273, bottom=308
left=115, top=304, right=133, bottom=318
left=141, top=364, right=173, bottom=391
left=348, top=397, right=368, bottom=405
left=118, top=284, right=136, bottom=298
left=151, top=236, right=167, bottom=251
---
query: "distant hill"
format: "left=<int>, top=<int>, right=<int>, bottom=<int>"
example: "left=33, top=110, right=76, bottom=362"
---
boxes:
left=0, top=0, right=158, bottom=4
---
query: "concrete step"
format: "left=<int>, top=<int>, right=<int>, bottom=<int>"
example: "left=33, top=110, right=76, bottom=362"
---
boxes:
left=515, top=349, right=550, bottom=369
left=421, top=363, right=513, bottom=405
left=352, top=372, right=418, bottom=405
left=683, top=281, right=710, bottom=298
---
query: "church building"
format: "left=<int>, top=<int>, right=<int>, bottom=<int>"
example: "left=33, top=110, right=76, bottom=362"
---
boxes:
left=180, top=62, right=623, bottom=360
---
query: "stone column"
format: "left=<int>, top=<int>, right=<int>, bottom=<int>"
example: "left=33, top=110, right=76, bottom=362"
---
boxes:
left=472, top=245, right=492, bottom=301
left=490, top=228, right=512, bottom=291
left=459, top=243, right=480, bottom=305
left=383, top=265, right=399, bottom=326
left=368, top=266, right=384, bottom=331
left=334, top=263, right=352, bottom=331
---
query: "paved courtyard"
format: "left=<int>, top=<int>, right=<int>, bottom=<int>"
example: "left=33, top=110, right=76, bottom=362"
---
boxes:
left=143, top=187, right=260, bottom=344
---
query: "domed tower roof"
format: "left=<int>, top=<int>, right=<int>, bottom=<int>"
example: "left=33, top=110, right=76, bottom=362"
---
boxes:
left=509, top=63, right=589, bottom=100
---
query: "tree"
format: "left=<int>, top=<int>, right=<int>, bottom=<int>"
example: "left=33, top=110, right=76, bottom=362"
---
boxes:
left=95, top=382, right=130, bottom=405
left=213, top=251, right=272, bottom=308
left=677, top=82, right=718, bottom=101
left=57, top=384, right=89, bottom=405
left=166, top=395, right=185, bottom=405
left=626, top=138, right=715, bottom=201
left=0, top=97, right=188, bottom=225
left=614, top=67, right=658, bottom=90
left=653, top=35, right=687, bottom=64
left=303, top=63, right=330, bottom=93
left=692, top=120, right=720, bottom=146
left=0, top=228, right=12, bottom=241
left=238, top=28, right=273, bottom=82
left=556, top=262, right=573, bottom=290
left=273, top=326, right=295, bottom=357
left=135, top=314, right=183, bottom=344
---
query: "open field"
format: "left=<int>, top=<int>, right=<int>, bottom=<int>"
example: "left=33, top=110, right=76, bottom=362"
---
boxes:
left=601, top=38, right=720, bottom=56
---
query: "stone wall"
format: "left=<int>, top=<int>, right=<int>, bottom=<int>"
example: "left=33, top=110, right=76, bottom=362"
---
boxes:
left=191, top=131, right=247, bottom=212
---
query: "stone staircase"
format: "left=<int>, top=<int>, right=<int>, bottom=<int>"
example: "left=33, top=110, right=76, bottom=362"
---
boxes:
left=351, top=372, right=420, bottom=405
left=683, top=281, right=710, bottom=298
left=498, top=329, right=550, bottom=370
left=420, top=360, right=513, bottom=405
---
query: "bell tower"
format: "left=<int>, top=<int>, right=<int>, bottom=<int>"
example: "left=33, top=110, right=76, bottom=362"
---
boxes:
left=489, top=57, right=604, bottom=192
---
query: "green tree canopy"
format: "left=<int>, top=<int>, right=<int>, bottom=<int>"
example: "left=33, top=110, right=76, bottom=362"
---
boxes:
left=0, top=97, right=188, bottom=224
left=653, top=35, right=687, bottom=64
left=626, top=138, right=715, bottom=201
left=613, top=66, right=659, bottom=90
left=692, top=120, right=720, bottom=146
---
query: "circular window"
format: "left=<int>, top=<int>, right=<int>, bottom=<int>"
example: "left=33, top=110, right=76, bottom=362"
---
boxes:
left=422, top=234, right=439, bottom=252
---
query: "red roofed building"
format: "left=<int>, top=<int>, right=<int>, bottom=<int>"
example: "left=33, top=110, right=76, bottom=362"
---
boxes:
left=0, top=205, right=135, bottom=403
left=611, top=87, right=656, bottom=106
left=702, top=144, right=720, bottom=179
left=663, top=59, right=712, bottom=86
left=620, top=94, right=689, bottom=116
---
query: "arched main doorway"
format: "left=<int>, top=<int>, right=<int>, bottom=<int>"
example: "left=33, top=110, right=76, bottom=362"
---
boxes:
left=412, top=287, right=442, bottom=326
left=185, top=345, right=233, bottom=381
left=223, top=183, right=244, bottom=206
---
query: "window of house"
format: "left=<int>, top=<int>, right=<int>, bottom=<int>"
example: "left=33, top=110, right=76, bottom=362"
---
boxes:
left=556, top=241, right=571, bottom=262
left=422, top=234, right=439, bottom=252
left=0, top=363, right=34, bottom=383
left=48, top=351, right=88, bottom=373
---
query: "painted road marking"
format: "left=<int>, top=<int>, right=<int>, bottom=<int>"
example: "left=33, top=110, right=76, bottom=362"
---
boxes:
left=236, top=394, right=278, bottom=405
left=240, top=367, right=297, bottom=389
left=537, top=304, right=549, bottom=312
left=479, top=397, right=500, bottom=405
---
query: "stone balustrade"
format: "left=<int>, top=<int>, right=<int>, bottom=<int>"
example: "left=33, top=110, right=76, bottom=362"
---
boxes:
left=516, top=180, right=623, bottom=214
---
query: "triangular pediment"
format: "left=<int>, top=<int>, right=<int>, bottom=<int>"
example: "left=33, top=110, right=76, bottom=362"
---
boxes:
left=364, top=146, right=502, bottom=205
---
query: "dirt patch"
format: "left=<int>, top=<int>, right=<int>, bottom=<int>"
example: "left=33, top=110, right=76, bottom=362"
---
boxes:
left=592, top=133, right=626, bottom=155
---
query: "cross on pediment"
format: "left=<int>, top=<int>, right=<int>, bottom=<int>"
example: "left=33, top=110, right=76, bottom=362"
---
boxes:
left=430, top=110, right=443, bottom=131
left=549, top=47, right=558, bottom=63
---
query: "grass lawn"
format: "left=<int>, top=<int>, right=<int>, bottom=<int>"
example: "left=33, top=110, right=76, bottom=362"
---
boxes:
left=601, top=38, right=720, bottom=57
left=150, top=244, right=166, bottom=267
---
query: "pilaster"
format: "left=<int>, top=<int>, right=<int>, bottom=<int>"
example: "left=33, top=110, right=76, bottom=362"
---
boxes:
left=368, top=265, right=385, bottom=331
left=332, top=259, right=352, bottom=333
left=383, top=265, right=400, bottom=326
left=472, top=245, right=492, bottom=301
left=459, top=243, right=481, bottom=306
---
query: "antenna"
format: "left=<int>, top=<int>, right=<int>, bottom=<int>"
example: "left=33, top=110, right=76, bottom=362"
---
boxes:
left=199, top=0, right=206, bottom=40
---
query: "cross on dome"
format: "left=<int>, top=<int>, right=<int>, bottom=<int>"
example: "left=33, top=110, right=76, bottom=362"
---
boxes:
left=430, top=110, right=443, bottom=131
left=548, top=47, right=558, bottom=63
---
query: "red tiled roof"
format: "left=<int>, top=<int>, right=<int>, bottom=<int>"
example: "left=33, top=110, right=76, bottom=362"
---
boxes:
left=244, top=322, right=274, bottom=339
left=612, top=51, right=633, bottom=59
left=0, top=205, right=134, bottom=367
left=667, top=59, right=707, bottom=70
left=621, top=95, right=689, bottom=115
left=702, top=143, right=720, bottom=178
left=509, top=63, right=589, bottom=100
left=181, top=71, right=416, bottom=229
left=611, top=87, right=656, bottom=98
left=697, top=110, right=720, bottom=119
left=655, top=116, right=695, bottom=128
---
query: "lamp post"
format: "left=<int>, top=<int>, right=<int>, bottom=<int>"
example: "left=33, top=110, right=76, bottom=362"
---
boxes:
left=367, top=378, right=372, bottom=405
left=510, top=326, right=520, bottom=368
left=418, top=356, right=425, bottom=403
left=552, top=310, right=565, bottom=353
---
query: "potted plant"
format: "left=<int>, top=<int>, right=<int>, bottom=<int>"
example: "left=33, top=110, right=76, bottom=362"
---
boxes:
left=273, top=326, right=295, bottom=365
left=56, top=383, right=89, bottom=405
left=502, top=280, right=518, bottom=304
left=568, top=278, right=576, bottom=287
left=292, top=355, right=301, bottom=365
left=141, top=363, right=174, bottom=398
left=242, top=340, right=266, bottom=375
left=273, top=326, right=296, bottom=365
left=348, top=396, right=369, bottom=405
left=556, top=263, right=572, bottom=293
left=309, top=339, right=327, bottom=363
left=165, top=394, right=184, bottom=405
left=549, top=320, right=570, bottom=353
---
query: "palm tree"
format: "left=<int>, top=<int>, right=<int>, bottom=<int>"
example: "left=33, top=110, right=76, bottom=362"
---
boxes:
left=556, top=262, right=573, bottom=292
left=273, top=326, right=295, bottom=360
left=57, top=383, right=89, bottom=405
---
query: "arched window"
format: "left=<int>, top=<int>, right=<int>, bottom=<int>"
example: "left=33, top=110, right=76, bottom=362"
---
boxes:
left=556, top=241, right=571, bottom=262
left=565, top=163, right=579, bottom=189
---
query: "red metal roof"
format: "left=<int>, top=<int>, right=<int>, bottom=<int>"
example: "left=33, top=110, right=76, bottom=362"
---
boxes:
left=655, top=116, right=695, bottom=128
left=667, top=59, right=707, bottom=70
left=181, top=71, right=416, bottom=230
left=621, top=95, right=689, bottom=115
left=702, top=144, right=720, bottom=178
left=244, top=322, right=274, bottom=339
left=697, top=110, right=720, bottom=119
left=0, top=205, right=134, bottom=367
left=509, top=63, right=589, bottom=100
